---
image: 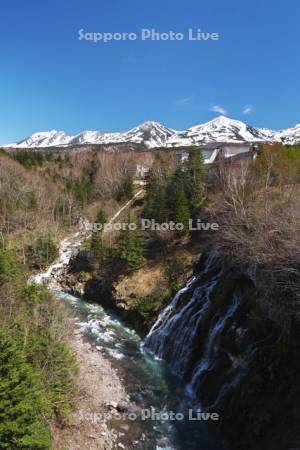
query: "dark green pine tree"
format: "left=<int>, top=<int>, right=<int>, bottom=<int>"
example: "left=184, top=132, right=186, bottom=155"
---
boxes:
left=154, top=182, right=168, bottom=223
left=122, top=177, right=134, bottom=200
left=117, top=215, right=145, bottom=269
left=144, top=170, right=158, bottom=219
left=144, top=170, right=168, bottom=223
left=0, top=332, right=51, bottom=449
left=172, top=182, right=190, bottom=234
left=185, top=148, right=206, bottom=211
left=167, top=166, right=191, bottom=234
left=116, top=177, right=134, bottom=202
left=91, top=209, right=107, bottom=260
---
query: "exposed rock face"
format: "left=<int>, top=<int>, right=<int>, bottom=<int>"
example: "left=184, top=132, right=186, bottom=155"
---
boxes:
left=60, top=251, right=153, bottom=333
left=145, top=252, right=300, bottom=450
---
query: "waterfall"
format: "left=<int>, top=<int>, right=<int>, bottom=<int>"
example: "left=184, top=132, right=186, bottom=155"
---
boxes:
left=144, top=252, right=245, bottom=407
left=187, top=294, right=240, bottom=395
left=145, top=253, right=219, bottom=375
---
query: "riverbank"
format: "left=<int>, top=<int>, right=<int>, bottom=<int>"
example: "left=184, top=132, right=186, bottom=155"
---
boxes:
left=52, top=320, right=131, bottom=450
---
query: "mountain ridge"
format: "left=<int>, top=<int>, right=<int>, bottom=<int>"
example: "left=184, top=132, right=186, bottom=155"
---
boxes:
left=4, top=116, right=300, bottom=149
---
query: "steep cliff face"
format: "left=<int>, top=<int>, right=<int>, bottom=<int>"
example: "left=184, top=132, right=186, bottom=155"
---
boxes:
left=62, top=243, right=198, bottom=333
left=144, top=252, right=300, bottom=450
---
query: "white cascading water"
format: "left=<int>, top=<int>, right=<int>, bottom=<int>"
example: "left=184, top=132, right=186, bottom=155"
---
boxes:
left=144, top=253, right=243, bottom=405
left=30, top=232, right=85, bottom=286
left=187, top=294, right=240, bottom=395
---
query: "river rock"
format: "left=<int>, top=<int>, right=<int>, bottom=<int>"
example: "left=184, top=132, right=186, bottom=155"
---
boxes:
left=116, top=401, right=129, bottom=412
left=107, top=401, right=118, bottom=409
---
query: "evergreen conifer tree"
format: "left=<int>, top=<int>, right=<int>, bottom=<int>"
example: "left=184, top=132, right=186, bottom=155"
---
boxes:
left=185, top=148, right=205, bottom=211
left=144, top=170, right=168, bottom=222
left=91, top=209, right=107, bottom=260
left=117, top=214, right=145, bottom=268
left=167, top=166, right=191, bottom=234
left=0, top=331, right=51, bottom=449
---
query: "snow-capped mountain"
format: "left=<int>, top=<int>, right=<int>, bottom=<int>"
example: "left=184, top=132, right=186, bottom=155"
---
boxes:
left=7, top=121, right=176, bottom=149
left=166, top=116, right=272, bottom=146
left=14, top=130, right=73, bottom=148
left=5, top=116, right=300, bottom=149
left=274, top=123, right=300, bottom=145
left=122, top=121, right=176, bottom=147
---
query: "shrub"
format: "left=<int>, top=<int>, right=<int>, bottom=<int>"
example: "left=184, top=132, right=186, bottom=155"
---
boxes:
left=0, top=247, right=24, bottom=286
left=25, top=234, right=58, bottom=269
left=115, top=177, right=134, bottom=202
left=12, top=150, right=45, bottom=168
left=129, top=294, right=167, bottom=319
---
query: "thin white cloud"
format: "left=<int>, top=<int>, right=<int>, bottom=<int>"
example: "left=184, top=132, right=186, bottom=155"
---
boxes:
left=242, top=105, right=253, bottom=115
left=211, top=104, right=227, bottom=115
left=175, top=96, right=194, bottom=106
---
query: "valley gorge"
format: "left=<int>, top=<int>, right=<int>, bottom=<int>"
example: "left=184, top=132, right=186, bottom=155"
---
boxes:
left=57, top=235, right=300, bottom=450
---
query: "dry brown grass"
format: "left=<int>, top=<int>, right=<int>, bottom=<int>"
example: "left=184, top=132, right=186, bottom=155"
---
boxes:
left=115, top=264, right=168, bottom=300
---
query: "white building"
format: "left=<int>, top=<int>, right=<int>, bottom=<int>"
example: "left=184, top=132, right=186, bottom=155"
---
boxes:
left=202, top=143, right=255, bottom=164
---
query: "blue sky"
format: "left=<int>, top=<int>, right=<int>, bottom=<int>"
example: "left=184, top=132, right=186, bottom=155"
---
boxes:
left=0, top=0, right=299, bottom=144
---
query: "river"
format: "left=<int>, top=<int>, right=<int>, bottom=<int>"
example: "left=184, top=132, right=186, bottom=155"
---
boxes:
left=32, top=221, right=229, bottom=450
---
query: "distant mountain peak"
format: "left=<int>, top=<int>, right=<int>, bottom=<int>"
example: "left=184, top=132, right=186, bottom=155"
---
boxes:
left=4, top=117, right=300, bottom=149
left=138, top=120, right=164, bottom=127
left=206, top=115, right=233, bottom=124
